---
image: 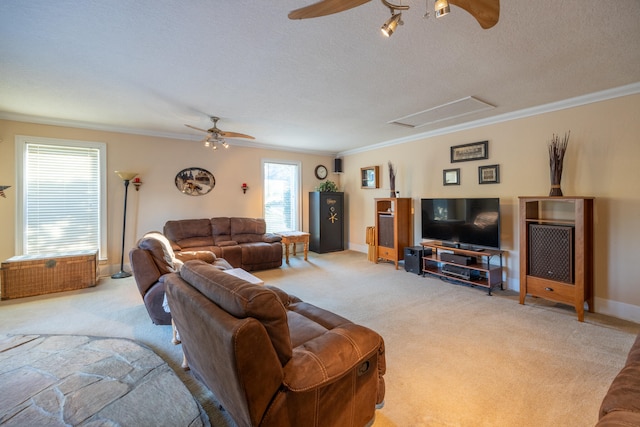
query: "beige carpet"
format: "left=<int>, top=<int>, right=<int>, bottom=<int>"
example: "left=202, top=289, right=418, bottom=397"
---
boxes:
left=1, top=250, right=638, bottom=427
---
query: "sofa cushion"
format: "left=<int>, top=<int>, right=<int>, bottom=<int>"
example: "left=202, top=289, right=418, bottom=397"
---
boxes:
left=164, top=219, right=212, bottom=246
left=180, top=260, right=292, bottom=365
left=231, top=218, right=266, bottom=243
left=211, top=217, right=234, bottom=245
left=175, top=236, right=215, bottom=249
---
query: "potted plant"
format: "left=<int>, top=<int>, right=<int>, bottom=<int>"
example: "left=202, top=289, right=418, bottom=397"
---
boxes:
left=318, top=180, right=338, bottom=192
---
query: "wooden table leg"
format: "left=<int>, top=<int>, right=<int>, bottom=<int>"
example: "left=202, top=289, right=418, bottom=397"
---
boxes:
left=304, top=240, right=308, bottom=260
left=285, top=242, right=290, bottom=264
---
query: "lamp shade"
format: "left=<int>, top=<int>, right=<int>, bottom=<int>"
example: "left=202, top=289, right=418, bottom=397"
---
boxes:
left=115, top=171, right=138, bottom=181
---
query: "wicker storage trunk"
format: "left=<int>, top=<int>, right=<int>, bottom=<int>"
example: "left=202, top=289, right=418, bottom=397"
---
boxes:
left=1, top=250, right=98, bottom=299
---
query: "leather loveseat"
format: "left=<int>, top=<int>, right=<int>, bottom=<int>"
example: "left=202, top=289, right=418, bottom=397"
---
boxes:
left=597, top=332, right=640, bottom=425
left=129, top=231, right=231, bottom=325
left=163, top=217, right=282, bottom=271
left=165, top=260, right=386, bottom=427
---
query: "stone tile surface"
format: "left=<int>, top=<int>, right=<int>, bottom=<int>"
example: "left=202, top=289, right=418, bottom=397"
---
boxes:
left=0, top=334, right=209, bottom=426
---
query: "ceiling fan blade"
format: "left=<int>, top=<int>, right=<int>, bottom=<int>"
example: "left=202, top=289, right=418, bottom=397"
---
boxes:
left=219, top=131, right=255, bottom=140
left=288, top=0, right=372, bottom=20
left=185, top=124, right=210, bottom=133
left=449, top=0, right=499, bottom=29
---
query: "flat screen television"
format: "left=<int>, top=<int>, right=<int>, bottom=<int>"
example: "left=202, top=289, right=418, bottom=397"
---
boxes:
left=421, top=198, right=501, bottom=249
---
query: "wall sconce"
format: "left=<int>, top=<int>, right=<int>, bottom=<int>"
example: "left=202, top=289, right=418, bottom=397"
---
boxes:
left=132, top=177, right=143, bottom=191
left=242, top=183, right=248, bottom=194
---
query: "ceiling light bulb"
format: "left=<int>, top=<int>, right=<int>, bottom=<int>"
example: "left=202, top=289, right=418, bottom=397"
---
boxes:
left=435, top=0, right=450, bottom=18
left=204, top=140, right=211, bottom=148
left=381, top=13, right=402, bottom=37
left=222, top=141, right=229, bottom=149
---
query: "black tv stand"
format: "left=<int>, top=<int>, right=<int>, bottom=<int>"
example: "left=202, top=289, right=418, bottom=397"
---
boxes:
left=420, top=242, right=504, bottom=295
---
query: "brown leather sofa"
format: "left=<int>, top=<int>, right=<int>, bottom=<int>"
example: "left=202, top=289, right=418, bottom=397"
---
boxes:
left=129, top=232, right=231, bottom=325
left=597, top=332, right=640, bottom=425
left=165, top=260, right=386, bottom=427
left=163, top=217, right=283, bottom=271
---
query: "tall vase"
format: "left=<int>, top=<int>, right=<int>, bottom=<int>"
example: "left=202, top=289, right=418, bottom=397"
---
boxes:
left=548, top=132, right=569, bottom=197
left=549, top=183, right=563, bottom=197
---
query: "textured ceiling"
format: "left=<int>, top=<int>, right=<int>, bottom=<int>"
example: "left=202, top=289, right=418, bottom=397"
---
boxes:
left=1, top=0, right=639, bottom=155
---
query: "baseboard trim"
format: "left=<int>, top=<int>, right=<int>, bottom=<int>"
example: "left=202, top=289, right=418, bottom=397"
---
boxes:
left=594, top=297, right=640, bottom=324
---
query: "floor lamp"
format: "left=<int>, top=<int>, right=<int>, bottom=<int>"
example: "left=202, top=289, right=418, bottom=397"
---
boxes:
left=112, top=171, right=138, bottom=279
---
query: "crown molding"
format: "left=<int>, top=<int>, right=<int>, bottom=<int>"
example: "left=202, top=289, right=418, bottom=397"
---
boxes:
left=339, top=82, right=640, bottom=156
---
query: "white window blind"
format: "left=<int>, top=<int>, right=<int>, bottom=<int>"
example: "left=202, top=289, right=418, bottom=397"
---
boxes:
left=19, top=138, right=105, bottom=256
left=263, top=161, right=300, bottom=233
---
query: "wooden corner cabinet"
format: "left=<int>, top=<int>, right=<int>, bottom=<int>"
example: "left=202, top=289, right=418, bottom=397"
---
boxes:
left=375, top=198, right=413, bottom=269
left=518, top=196, right=594, bottom=321
left=421, top=243, right=504, bottom=295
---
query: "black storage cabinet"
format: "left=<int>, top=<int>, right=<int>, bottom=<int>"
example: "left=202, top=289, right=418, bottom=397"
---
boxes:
left=309, top=191, right=344, bottom=253
left=404, top=246, right=424, bottom=274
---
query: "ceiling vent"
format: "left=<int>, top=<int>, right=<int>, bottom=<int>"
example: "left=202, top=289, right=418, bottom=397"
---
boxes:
left=389, top=96, right=495, bottom=128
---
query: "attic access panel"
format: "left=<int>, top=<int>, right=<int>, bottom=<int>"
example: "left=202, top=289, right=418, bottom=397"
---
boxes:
left=390, top=96, right=495, bottom=128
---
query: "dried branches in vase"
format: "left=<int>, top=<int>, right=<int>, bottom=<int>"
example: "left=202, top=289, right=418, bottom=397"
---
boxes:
left=388, top=161, right=396, bottom=198
left=548, top=131, right=570, bottom=197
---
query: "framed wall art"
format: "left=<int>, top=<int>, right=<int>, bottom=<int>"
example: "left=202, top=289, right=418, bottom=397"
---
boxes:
left=451, top=140, right=489, bottom=163
left=479, top=164, right=500, bottom=184
left=175, top=167, right=215, bottom=196
left=361, top=166, right=380, bottom=189
left=443, top=168, right=460, bottom=186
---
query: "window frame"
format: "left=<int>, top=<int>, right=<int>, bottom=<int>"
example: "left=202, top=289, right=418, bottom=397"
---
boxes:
left=15, top=135, right=107, bottom=259
left=262, top=159, right=302, bottom=233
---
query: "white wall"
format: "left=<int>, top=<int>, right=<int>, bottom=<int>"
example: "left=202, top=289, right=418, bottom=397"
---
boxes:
left=340, top=93, right=640, bottom=322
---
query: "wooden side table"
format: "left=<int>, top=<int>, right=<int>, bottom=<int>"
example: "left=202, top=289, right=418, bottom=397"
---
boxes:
left=276, top=231, right=310, bottom=264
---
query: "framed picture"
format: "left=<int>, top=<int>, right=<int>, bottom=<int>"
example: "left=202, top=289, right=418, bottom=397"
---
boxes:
left=479, top=164, right=500, bottom=184
left=361, top=166, right=380, bottom=189
left=443, top=168, right=460, bottom=186
left=451, top=141, right=489, bottom=163
left=175, top=167, right=216, bottom=196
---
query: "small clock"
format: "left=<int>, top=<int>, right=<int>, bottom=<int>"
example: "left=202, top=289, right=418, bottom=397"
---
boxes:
left=314, top=164, right=328, bottom=180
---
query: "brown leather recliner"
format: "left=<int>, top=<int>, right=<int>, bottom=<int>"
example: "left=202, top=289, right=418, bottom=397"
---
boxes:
left=165, top=260, right=386, bottom=427
left=129, top=232, right=231, bottom=325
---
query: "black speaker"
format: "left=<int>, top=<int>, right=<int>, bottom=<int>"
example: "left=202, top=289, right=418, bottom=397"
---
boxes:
left=334, top=158, right=343, bottom=173
left=404, top=246, right=424, bottom=274
left=529, top=224, right=574, bottom=283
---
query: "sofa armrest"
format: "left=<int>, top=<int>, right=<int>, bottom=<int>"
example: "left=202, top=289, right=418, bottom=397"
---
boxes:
left=263, top=233, right=282, bottom=243
left=282, top=323, right=384, bottom=392
left=175, top=250, right=216, bottom=263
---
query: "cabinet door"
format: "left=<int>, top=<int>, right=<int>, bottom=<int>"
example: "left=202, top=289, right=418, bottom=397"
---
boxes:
left=378, top=214, right=395, bottom=248
left=309, top=192, right=344, bottom=253
left=319, top=193, right=343, bottom=252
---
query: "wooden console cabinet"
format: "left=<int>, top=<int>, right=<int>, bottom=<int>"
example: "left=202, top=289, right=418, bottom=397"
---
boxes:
left=518, top=196, right=594, bottom=321
left=421, top=243, right=504, bottom=295
left=375, top=198, right=413, bottom=269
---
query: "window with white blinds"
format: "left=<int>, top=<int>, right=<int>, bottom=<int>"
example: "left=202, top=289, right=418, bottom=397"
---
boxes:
left=263, top=160, right=301, bottom=233
left=16, top=136, right=106, bottom=257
